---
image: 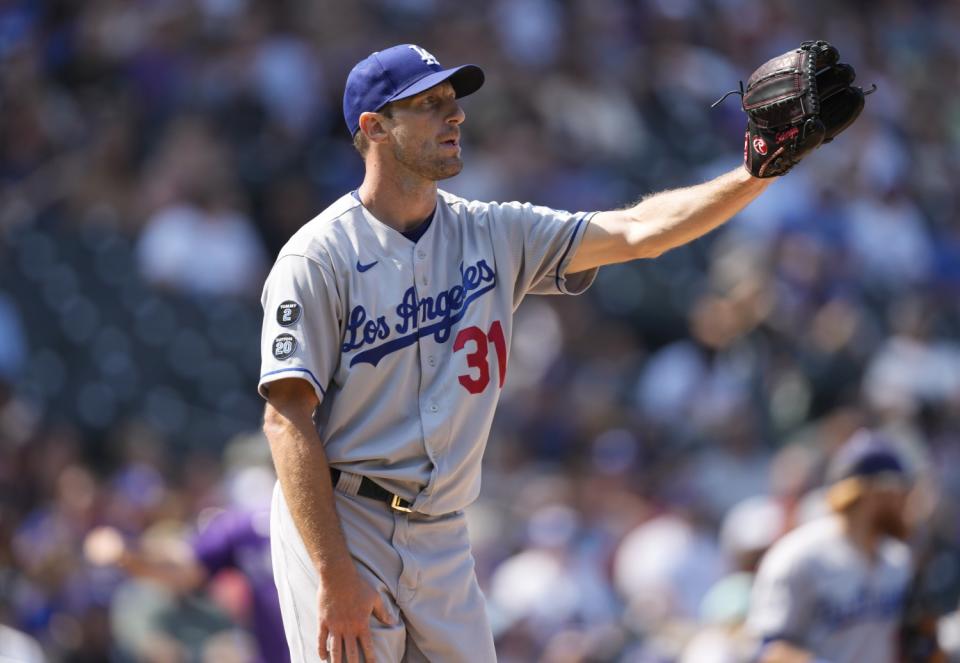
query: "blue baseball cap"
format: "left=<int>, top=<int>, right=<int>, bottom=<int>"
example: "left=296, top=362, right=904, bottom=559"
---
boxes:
left=343, top=44, right=485, bottom=136
left=827, top=429, right=907, bottom=484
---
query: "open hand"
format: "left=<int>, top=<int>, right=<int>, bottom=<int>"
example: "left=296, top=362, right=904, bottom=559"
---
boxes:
left=317, top=568, right=394, bottom=663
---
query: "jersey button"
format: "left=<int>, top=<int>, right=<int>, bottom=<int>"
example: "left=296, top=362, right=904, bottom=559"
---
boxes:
left=417, top=250, right=426, bottom=260
left=421, top=276, right=429, bottom=286
left=427, top=356, right=436, bottom=367
left=429, top=403, right=439, bottom=412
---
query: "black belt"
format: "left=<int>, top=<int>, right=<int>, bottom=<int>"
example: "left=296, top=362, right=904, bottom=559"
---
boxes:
left=330, top=468, right=414, bottom=513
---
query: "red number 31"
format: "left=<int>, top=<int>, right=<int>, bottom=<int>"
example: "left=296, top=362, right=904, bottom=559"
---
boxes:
left=453, top=320, right=507, bottom=394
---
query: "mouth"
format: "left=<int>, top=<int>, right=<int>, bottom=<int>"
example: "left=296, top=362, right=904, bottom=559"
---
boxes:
left=439, top=136, right=460, bottom=150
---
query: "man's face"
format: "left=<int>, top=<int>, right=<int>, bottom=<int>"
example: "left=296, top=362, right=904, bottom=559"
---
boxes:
left=381, top=81, right=465, bottom=181
left=866, top=479, right=909, bottom=540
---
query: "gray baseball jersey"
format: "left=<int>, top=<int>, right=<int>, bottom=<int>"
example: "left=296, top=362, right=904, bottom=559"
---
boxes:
left=258, top=189, right=597, bottom=516
left=748, top=514, right=912, bottom=663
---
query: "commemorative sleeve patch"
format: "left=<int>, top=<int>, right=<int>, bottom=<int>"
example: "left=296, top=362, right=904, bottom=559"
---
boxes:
left=276, top=301, right=302, bottom=326
left=272, top=333, right=297, bottom=359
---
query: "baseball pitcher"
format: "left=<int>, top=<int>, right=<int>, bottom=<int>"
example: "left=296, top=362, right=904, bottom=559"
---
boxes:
left=258, top=43, right=868, bottom=662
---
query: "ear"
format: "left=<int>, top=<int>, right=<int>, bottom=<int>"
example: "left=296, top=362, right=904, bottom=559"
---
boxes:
left=358, top=112, right=389, bottom=145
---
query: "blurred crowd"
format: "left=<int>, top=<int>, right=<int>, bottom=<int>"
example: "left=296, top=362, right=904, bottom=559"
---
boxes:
left=2, top=0, right=960, bottom=660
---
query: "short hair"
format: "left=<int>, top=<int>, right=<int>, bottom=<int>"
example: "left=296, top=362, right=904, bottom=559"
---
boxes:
left=827, top=470, right=909, bottom=514
left=826, top=477, right=866, bottom=513
left=352, top=104, right=394, bottom=157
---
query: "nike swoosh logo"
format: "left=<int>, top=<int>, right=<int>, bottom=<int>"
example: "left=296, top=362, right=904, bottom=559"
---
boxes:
left=356, top=260, right=378, bottom=273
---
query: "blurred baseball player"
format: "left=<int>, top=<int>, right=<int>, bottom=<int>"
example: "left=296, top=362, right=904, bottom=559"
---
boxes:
left=748, top=430, right=915, bottom=663
left=258, top=43, right=866, bottom=662
left=85, top=507, right=289, bottom=663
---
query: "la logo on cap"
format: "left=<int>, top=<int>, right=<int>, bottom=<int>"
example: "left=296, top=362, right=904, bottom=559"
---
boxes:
left=409, top=45, right=439, bottom=66
left=341, top=44, right=484, bottom=135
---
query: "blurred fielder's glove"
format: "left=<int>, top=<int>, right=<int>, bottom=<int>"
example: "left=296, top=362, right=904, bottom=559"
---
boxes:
left=715, top=40, right=873, bottom=178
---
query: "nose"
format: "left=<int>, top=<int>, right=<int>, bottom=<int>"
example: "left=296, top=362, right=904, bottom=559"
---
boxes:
left=447, top=101, right=465, bottom=126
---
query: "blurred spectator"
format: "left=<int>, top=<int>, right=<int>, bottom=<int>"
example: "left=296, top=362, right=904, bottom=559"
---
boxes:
left=845, top=187, right=935, bottom=289
left=249, top=32, right=327, bottom=138
left=488, top=502, right=619, bottom=640
left=614, top=513, right=725, bottom=624
left=0, top=622, right=45, bottom=662
left=136, top=188, right=267, bottom=298
left=683, top=411, right=773, bottom=520
left=677, top=496, right=787, bottom=663
left=719, top=495, right=787, bottom=574
left=136, top=118, right=267, bottom=297
left=87, top=434, right=287, bottom=662
left=0, top=293, right=26, bottom=386
left=863, top=296, right=960, bottom=416
left=84, top=505, right=287, bottom=663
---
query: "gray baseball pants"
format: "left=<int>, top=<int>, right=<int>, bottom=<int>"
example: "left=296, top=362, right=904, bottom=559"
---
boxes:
left=270, top=478, right=497, bottom=662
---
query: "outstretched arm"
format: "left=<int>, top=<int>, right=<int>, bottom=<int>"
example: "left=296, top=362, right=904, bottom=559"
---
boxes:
left=568, top=167, right=771, bottom=273
left=83, top=526, right=207, bottom=594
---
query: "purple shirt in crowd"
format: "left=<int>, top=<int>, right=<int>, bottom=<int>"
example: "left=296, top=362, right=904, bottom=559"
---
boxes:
left=192, top=508, right=290, bottom=663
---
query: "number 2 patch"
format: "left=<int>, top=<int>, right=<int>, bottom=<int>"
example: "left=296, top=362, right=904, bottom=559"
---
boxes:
left=272, top=333, right=297, bottom=359
left=277, top=301, right=302, bottom=326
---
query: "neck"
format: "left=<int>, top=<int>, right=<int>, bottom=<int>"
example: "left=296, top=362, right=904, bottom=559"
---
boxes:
left=357, top=157, right=437, bottom=232
left=838, top=510, right=880, bottom=560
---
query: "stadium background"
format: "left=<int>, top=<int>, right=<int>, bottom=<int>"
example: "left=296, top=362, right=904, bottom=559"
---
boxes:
left=2, top=0, right=960, bottom=661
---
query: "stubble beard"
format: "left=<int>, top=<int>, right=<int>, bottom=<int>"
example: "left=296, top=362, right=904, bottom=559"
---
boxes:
left=392, top=137, right=463, bottom=182
left=875, top=508, right=908, bottom=540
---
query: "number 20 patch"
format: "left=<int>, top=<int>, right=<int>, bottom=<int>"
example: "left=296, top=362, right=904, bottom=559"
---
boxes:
left=272, top=333, right=297, bottom=359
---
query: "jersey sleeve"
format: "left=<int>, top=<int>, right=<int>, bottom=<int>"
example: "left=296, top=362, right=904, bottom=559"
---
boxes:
left=485, top=201, right=599, bottom=301
left=258, top=254, right=341, bottom=403
left=747, top=545, right=814, bottom=648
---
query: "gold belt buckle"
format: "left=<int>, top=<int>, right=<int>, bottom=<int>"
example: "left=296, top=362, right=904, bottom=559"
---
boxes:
left=390, top=495, right=413, bottom=513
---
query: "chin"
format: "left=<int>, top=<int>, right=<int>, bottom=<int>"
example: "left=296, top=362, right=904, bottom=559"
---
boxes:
left=878, top=516, right=909, bottom=540
left=395, top=145, right=462, bottom=181
left=411, top=158, right=463, bottom=182
left=440, top=162, right=463, bottom=180
left=427, top=159, right=463, bottom=182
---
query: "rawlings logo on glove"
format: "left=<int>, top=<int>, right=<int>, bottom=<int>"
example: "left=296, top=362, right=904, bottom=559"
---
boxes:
left=714, top=40, right=875, bottom=178
left=752, top=136, right=768, bottom=155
